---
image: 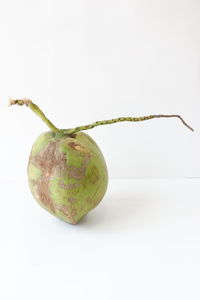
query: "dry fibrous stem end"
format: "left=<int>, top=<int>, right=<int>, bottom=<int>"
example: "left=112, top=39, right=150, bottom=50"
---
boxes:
left=9, top=97, right=32, bottom=106
left=9, top=97, right=60, bottom=133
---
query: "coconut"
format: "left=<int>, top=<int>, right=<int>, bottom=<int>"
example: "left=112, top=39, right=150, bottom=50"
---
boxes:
left=9, top=98, right=193, bottom=224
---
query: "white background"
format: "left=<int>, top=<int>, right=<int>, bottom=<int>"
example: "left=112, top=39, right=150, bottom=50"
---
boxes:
left=0, top=1, right=200, bottom=300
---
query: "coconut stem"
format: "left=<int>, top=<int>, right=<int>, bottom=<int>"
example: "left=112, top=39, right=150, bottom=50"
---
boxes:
left=63, top=114, right=194, bottom=135
left=9, top=98, right=194, bottom=134
left=9, top=98, right=60, bottom=133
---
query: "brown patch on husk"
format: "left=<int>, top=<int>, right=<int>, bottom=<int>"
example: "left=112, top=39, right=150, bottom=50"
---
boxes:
left=67, top=142, right=91, bottom=180
left=68, top=197, right=76, bottom=203
left=54, top=204, right=77, bottom=224
left=59, top=182, right=80, bottom=190
left=67, top=156, right=91, bottom=180
left=68, top=142, right=89, bottom=154
left=30, top=140, right=67, bottom=213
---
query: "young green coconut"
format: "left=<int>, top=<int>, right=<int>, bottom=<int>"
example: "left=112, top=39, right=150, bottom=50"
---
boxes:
left=10, top=98, right=193, bottom=224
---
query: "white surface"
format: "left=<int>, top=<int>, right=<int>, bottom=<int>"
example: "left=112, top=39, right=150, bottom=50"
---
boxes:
left=0, top=0, right=200, bottom=179
left=1, top=178, right=200, bottom=300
